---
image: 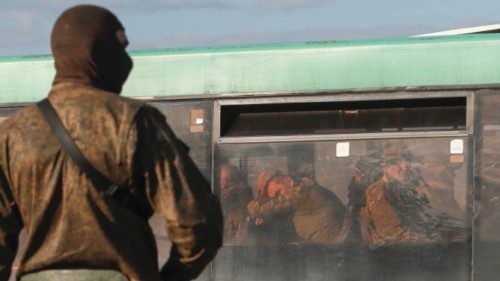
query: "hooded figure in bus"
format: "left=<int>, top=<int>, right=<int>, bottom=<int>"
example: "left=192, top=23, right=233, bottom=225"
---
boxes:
left=347, top=158, right=382, bottom=243
left=358, top=142, right=467, bottom=245
left=0, top=5, right=222, bottom=281
left=247, top=169, right=350, bottom=244
left=220, top=163, right=253, bottom=244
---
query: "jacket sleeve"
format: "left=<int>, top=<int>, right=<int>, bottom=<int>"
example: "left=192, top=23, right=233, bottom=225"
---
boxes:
left=132, top=106, right=223, bottom=281
left=0, top=168, right=22, bottom=281
left=247, top=187, right=302, bottom=220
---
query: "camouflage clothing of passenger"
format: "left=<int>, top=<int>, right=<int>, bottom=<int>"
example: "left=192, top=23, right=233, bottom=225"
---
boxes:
left=0, top=82, right=222, bottom=281
left=221, top=184, right=252, bottom=244
left=347, top=159, right=381, bottom=243
left=247, top=178, right=350, bottom=244
left=359, top=175, right=466, bottom=245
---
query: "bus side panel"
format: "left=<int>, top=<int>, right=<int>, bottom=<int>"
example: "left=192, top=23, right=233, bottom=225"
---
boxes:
left=149, top=100, right=214, bottom=281
left=473, top=90, right=500, bottom=281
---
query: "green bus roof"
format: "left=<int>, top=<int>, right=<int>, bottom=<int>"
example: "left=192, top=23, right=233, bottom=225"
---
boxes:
left=2, top=34, right=500, bottom=104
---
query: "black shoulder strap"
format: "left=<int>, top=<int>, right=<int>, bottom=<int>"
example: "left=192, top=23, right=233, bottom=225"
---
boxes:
left=37, top=98, right=151, bottom=219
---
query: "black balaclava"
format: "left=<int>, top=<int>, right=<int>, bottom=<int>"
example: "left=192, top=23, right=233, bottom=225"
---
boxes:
left=51, top=5, right=132, bottom=94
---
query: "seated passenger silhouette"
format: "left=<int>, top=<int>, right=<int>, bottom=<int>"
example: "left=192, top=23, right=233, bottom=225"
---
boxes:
left=220, top=164, right=253, bottom=244
left=347, top=158, right=382, bottom=243
left=247, top=169, right=350, bottom=244
left=358, top=142, right=467, bottom=245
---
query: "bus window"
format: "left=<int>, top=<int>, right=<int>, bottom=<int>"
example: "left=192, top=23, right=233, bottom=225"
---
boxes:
left=220, top=97, right=466, bottom=137
left=214, top=138, right=471, bottom=281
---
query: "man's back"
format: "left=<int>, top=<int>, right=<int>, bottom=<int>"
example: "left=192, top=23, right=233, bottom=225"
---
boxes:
left=0, top=83, right=162, bottom=280
left=0, top=84, right=222, bottom=281
left=0, top=5, right=222, bottom=280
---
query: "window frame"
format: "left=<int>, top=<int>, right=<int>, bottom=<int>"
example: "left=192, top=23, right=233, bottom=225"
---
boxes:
left=213, top=90, right=474, bottom=144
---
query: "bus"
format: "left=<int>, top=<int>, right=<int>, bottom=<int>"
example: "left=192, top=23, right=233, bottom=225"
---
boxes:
left=1, top=34, right=499, bottom=281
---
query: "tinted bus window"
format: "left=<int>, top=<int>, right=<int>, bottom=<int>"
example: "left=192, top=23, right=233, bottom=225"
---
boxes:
left=214, top=138, right=471, bottom=281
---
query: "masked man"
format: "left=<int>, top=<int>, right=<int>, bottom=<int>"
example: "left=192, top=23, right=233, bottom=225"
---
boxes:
left=0, top=5, right=222, bottom=281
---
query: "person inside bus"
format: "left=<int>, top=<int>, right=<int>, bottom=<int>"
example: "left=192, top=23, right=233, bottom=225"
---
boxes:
left=347, top=158, right=382, bottom=243
left=247, top=169, right=350, bottom=244
left=246, top=169, right=299, bottom=244
left=358, top=142, right=467, bottom=245
left=219, top=163, right=253, bottom=244
left=0, top=5, right=222, bottom=281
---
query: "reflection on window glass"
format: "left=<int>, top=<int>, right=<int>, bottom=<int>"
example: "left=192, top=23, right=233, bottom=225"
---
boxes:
left=215, top=138, right=471, bottom=280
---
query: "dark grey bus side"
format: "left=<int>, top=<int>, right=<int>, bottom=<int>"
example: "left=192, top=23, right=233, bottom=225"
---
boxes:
left=1, top=88, right=498, bottom=281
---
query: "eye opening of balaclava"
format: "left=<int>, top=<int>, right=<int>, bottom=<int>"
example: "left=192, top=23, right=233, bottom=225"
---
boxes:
left=51, top=5, right=133, bottom=94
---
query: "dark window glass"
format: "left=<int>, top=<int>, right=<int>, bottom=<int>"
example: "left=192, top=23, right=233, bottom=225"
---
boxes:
left=214, top=138, right=471, bottom=281
left=221, top=98, right=466, bottom=137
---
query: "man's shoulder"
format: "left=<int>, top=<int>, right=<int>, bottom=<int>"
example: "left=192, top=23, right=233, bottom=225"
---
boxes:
left=0, top=104, right=46, bottom=153
left=53, top=84, right=149, bottom=123
left=92, top=88, right=145, bottom=111
left=0, top=104, right=41, bottom=131
left=95, top=90, right=168, bottom=124
left=50, top=83, right=145, bottom=112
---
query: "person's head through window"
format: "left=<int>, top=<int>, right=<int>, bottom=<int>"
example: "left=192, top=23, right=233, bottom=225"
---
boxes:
left=267, top=175, right=294, bottom=198
left=220, top=163, right=242, bottom=191
left=383, top=158, right=410, bottom=184
left=380, top=142, right=414, bottom=184
left=256, top=169, right=294, bottom=199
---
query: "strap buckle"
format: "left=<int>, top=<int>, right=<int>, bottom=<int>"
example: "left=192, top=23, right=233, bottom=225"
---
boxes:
left=106, top=184, right=119, bottom=196
left=106, top=184, right=131, bottom=206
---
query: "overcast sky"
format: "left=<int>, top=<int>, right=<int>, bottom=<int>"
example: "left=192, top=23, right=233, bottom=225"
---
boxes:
left=1, top=0, right=499, bottom=56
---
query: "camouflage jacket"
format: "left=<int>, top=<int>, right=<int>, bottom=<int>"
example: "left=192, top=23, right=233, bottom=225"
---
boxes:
left=247, top=178, right=349, bottom=244
left=0, top=83, right=222, bottom=281
left=359, top=177, right=466, bottom=245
